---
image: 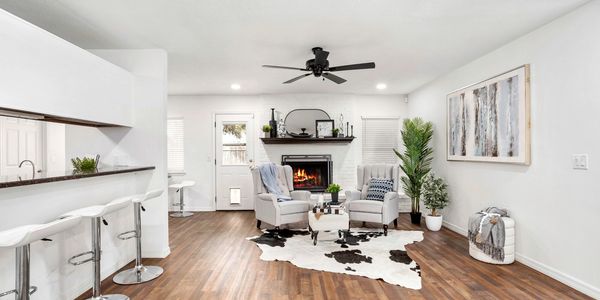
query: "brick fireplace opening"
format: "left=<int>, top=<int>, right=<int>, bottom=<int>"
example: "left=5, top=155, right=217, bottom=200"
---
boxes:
left=281, top=155, right=332, bottom=192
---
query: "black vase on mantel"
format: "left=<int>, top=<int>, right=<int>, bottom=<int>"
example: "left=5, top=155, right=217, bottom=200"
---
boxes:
left=269, top=108, right=278, bottom=138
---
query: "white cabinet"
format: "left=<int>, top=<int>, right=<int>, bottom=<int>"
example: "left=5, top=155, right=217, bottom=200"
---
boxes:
left=0, top=9, right=134, bottom=126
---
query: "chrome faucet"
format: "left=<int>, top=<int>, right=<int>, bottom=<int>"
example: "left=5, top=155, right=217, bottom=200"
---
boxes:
left=18, top=160, right=35, bottom=179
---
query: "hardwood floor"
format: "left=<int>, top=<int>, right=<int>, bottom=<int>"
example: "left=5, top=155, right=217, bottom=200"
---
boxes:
left=77, top=211, right=590, bottom=300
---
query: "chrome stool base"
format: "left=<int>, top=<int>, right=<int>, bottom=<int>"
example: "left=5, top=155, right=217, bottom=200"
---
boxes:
left=113, top=265, right=164, bottom=285
left=169, top=211, right=194, bottom=218
left=87, top=294, right=130, bottom=300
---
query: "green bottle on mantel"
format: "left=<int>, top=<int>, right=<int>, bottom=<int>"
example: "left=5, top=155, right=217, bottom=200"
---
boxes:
left=269, top=108, right=278, bottom=138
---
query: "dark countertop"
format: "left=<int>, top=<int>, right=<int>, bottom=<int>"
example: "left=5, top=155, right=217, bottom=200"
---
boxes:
left=0, top=166, right=155, bottom=189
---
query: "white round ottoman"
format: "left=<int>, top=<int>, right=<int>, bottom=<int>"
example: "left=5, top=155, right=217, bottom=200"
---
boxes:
left=308, top=210, right=349, bottom=246
left=469, top=217, right=515, bottom=264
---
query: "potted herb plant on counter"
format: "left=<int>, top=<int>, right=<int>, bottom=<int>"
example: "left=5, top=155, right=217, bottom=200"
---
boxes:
left=71, top=155, right=99, bottom=173
left=394, top=117, right=434, bottom=225
left=422, top=173, right=449, bottom=231
left=262, top=125, right=272, bottom=138
left=326, top=183, right=341, bottom=204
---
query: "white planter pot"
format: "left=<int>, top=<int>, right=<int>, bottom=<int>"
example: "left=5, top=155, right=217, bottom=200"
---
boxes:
left=263, top=132, right=270, bottom=138
left=425, top=215, right=443, bottom=231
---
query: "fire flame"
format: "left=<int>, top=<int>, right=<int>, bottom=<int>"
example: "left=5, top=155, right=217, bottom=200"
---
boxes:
left=293, top=168, right=321, bottom=187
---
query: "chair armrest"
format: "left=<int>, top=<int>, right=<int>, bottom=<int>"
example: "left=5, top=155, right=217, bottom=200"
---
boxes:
left=383, top=191, right=400, bottom=203
left=382, top=192, right=400, bottom=224
left=290, top=190, right=311, bottom=201
left=345, top=190, right=362, bottom=202
left=257, top=193, right=278, bottom=205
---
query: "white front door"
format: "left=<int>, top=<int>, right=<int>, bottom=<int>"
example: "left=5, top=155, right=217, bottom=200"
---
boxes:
left=215, top=114, right=255, bottom=210
left=0, top=116, right=44, bottom=177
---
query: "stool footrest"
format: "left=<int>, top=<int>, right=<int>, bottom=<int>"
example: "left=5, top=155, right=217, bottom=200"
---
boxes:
left=0, top=286, right=36, bottom=297
left=68, top=251, right=95, bottom=266
left=118, top=230, right=138, bottom=240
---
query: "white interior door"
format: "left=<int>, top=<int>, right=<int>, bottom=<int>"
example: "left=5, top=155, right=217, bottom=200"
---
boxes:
left=215, top=114, right=254, bottom=210
left=0, top=116, right=44, bottom=177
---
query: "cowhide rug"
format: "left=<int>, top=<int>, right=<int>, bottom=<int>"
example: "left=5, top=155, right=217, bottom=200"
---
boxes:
left=247, top=228, right=424, bottom=289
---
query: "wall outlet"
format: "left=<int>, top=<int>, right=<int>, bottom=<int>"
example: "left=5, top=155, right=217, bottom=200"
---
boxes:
left=572, top=154, right=589, bottom=170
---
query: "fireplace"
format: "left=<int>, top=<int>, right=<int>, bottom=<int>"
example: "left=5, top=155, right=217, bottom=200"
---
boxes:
left=282, top=155, right=332, bottom=192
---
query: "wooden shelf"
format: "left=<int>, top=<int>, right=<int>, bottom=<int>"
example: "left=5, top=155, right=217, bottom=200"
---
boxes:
left=260, top=137, right=355, bottom=144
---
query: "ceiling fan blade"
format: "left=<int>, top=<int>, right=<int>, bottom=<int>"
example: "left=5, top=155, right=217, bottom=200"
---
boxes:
left=328, top=62, right=375, bottom=72
left=314, top=49, right=330, bottom=65
left=283, top=73, right=311, bottom=84
left=322, top=73, right=347, bottom=84
left=263, top=65, right=308, bottom=71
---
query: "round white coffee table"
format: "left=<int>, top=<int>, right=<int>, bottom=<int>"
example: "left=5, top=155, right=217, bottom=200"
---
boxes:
left=308, top=210, right=350, bottom=246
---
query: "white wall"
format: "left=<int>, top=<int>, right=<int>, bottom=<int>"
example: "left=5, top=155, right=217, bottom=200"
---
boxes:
left=0, top=49, right=168, bottom=300
left=408, top=1, right=600, bottom=297
left=0, top=9, right=133, bottom=126
left=168, top=94, right=408, bottom=211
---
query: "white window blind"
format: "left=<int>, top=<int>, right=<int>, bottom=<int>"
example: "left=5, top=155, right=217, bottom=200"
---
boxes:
left=167, top=118, right=185, bottom=173
left=362, top=118, right=400, bottom=164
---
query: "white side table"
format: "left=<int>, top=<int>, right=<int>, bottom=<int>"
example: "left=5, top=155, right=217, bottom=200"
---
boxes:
left=308, top=210, right=350, bottom=246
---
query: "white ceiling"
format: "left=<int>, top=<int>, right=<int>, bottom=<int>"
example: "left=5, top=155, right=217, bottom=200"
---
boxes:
left=0, top=0, right=588, bottom=95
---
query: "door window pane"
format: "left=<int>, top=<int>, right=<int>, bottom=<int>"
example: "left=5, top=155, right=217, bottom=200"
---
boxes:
left=222, top=123, right=247, bottom=165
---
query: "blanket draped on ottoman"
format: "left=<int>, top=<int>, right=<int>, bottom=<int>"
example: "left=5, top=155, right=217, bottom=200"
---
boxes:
left=468, top=207, right=508, bottom=261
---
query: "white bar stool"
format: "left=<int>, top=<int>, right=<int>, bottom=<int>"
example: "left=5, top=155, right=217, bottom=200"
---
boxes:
left=113, top=189, right=164, bottom=285
left=169, top=180, right=195, bottom=218
left=63, top=196, right=133, bottom=300
left=0, top=215, right=81, bottom=300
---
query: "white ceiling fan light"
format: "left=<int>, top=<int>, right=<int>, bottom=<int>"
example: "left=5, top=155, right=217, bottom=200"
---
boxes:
left=376, top=83, right=387, bottom=90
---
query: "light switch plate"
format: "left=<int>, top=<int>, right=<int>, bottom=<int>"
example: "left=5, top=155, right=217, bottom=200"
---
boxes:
left=572, top=154, right=589, bottom=170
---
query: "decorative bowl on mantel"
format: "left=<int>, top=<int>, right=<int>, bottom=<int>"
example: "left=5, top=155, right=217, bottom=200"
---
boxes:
left=288, top=128, right=313, bottom=138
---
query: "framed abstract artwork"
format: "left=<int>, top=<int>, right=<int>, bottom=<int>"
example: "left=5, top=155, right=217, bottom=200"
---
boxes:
left=315, top=119, right=334, bottom=138
left=447, top=65, right=530, bottom=165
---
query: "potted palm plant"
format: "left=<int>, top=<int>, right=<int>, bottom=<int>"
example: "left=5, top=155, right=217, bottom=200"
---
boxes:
left=421, top=173, right=449, bottom=231
left=394, top=117, right=434, bottom=225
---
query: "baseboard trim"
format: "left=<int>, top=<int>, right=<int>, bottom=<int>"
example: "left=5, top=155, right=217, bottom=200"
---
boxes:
left=441, top=220, right=599, bottom=299
left=442, top=220, right=467, bottom=236
left=515, top=253, right=600, bottom=299
left=169, top=206, right=215, bottom=212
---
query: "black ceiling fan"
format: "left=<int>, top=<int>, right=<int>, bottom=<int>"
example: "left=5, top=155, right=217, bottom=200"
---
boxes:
left=262, top=47, right=375, bottom=84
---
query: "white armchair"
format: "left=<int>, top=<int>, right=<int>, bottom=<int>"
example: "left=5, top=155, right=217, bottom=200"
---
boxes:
left=251, top=164, right=312, bottom=229
left=345, top=164, right=401, bottom=236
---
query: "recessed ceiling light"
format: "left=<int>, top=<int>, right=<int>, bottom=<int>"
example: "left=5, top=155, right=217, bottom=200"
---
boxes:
left=230, top=83, right=241, bottom=90
left=376, top=83, right=387, bottom=90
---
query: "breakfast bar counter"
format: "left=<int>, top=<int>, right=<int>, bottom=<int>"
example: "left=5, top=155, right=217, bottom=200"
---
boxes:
left=0, top=166, right=155, bottom=189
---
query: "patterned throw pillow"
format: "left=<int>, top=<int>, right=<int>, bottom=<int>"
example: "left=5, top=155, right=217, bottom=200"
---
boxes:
left=366, top=178, right=394, bottom=201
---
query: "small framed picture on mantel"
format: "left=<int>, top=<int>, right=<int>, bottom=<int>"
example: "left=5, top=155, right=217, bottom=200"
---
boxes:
left=315, top=120, right=334, bottom=138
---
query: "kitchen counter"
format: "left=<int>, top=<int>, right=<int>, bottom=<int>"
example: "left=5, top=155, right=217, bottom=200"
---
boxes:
left=0, top=166, right=155, bottom=189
